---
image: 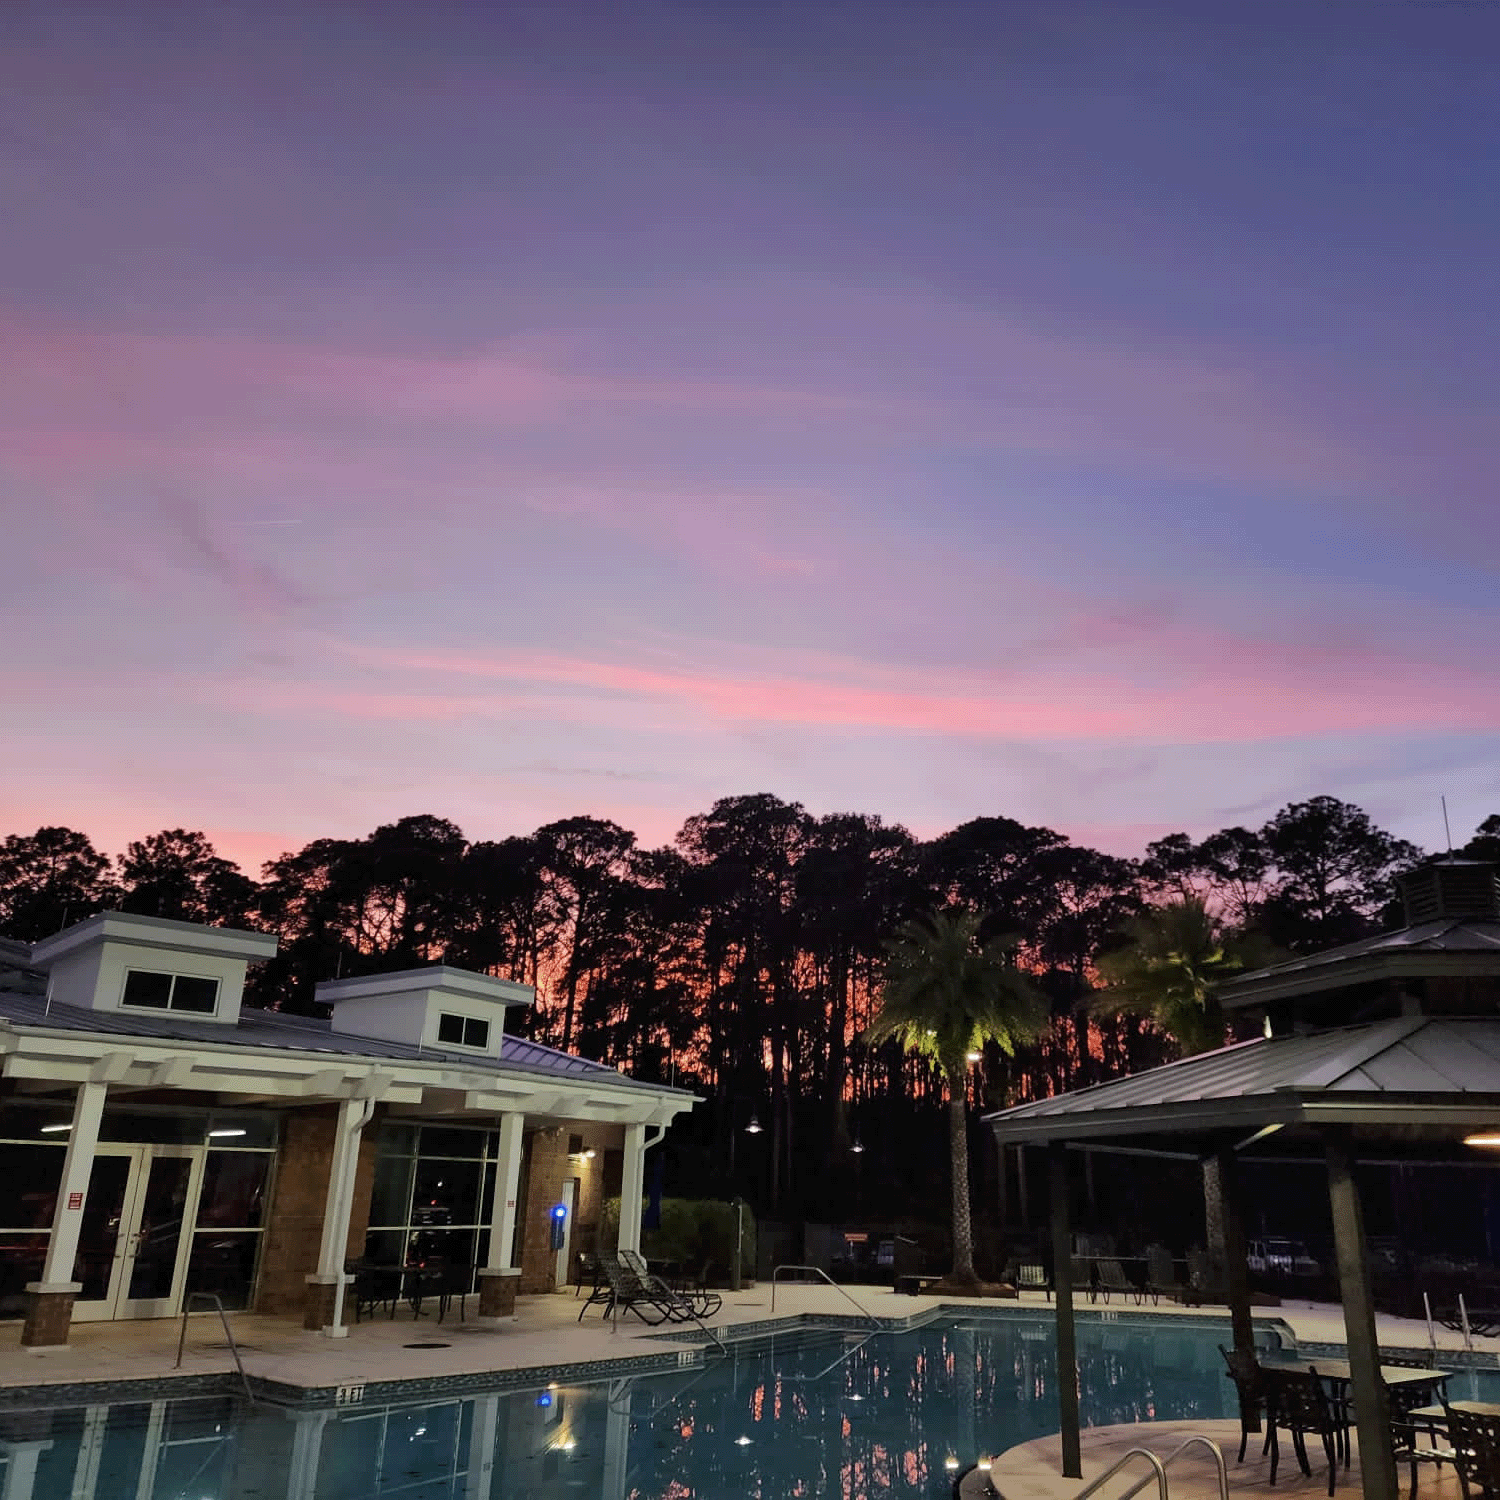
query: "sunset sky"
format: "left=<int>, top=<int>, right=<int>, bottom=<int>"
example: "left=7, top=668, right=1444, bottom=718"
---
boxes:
left=5, top=0, right=1500, bottom=873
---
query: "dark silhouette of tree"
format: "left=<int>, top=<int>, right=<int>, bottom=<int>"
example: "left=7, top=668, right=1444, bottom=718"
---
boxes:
left=1461, top=815, right=1500, bottom=865
left=867, top=911, right=1045, bottom=1285
left=0, top=827, right=117, bottom=940
left=117, top=829, right=257, bottom=926
left=1259, top=796, right=1420, bottom=950
left=1092, top=898, right=1281, bottom=1057
left=533, top=817, right=637, bottom=1053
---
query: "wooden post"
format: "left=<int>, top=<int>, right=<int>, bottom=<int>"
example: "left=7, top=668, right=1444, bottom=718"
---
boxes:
left=1049, top=1141, right=1082, bottom=1479
left=1214, top=1148, right=1257, bottom=1363
left=1325, top=1131, right=1398, bottom=1500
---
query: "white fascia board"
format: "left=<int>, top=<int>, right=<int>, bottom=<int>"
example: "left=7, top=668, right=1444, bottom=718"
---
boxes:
left=0, top=1024, right=695, bottom=1116
left=30, top=913, right=277, bottom=968
left=316, top=965, right=533, bottom=1008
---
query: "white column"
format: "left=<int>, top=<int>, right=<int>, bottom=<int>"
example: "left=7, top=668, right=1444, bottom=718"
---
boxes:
left=617, top=1124, right=646, bottom=1256
left=283, top=1410, right=330, bottom=1500
left=0, top=1440, right=52, bottom=1500
left=38, top=1082, right=108, bottom=1288
left=465, top=1395, right=500, bottom=1500
left=310, top=1097, right=373, bottom=1337
left=483, top=1113, right=525, bottom=1271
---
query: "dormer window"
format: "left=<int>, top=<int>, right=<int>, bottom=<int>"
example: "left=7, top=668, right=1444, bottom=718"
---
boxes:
left=437, top=1013, right=489, bottom=1050
left=121, top=969, right=220, bottom=1015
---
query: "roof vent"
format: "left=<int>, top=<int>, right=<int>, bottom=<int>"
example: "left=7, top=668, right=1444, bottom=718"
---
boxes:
left=1398, top=860, right=1500, bottom=926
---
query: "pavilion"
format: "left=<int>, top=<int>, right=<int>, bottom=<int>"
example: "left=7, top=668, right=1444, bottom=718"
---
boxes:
left=0, top=911, right=695, bottom=1348
left=983, top=859, right=1500, bottom=1500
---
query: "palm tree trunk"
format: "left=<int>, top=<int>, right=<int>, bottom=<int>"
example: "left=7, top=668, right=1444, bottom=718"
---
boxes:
left=949, top=1090, right=978, bottom=1284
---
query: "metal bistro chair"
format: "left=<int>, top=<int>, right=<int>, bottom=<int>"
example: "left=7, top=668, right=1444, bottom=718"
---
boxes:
left=1443, top=1402, right=1500, bottom=1500
left=1219, top=1344, right=1271, bottom=1465
left=1263, top=1366, right=1346, bottom=1495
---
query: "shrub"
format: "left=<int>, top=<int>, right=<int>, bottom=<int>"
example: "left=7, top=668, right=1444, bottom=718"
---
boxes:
left=601, top=1197, right=756, bottom=1286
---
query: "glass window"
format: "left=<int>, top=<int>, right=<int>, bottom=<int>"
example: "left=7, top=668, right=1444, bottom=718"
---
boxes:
left=121, top=970, right=220, bottom=1015
left=368, top=1153, right=416, bottom=1228
left=376, top=1122, right=419, bottom=1157
left=411, top=1159, right=482, bottom=1228
left=436, top=1013, right=488, bottom=1049
left=0, top=1236, right=49, bottom=1317
left=172, top=975, right=219, bottom=1013
left=0, top=1146, right=65, bottom=1229
left=417, top=1126, right=489, bottom=1160
left=0, top=1103, right=73, bottom=1141
left=121, top=970, right=173, bottom=1010
left=196, top=1152, right=270, bottom=1229
left=185, top=1231, right=263, bottom=1311
left=205, top=1113, right=278, bottom=1149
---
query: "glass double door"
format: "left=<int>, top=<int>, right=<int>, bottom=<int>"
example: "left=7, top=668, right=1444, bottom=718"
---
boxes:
left=73, top=1145, right=204, bottom=1321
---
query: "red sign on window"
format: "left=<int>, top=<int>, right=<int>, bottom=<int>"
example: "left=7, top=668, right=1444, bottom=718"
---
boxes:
left=67, top=1192, right=83, bottom=1210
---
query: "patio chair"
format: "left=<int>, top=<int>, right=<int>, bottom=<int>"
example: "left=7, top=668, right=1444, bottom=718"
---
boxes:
left=619, top=1250, right=723, bottom=1321
left=1015, top=1263, right=1051, bottom=1301
left=1442, top=1402, right=1500, bottom=1500
left=430, top=1259, right=472, bottom=1323
left=349, top=1261, right=402, bottom=1322
left=1146, top=1246, right=1187, bottom=1305
left=1263, top=1366, right=1346, bottom=1495
left=1218, top=1344, right=1270, bottom=1464
left=1096, top=1258, right=1140, bottom=1305
left=1070, top=1255, right=1097, bottom=1303
left=1381, top=1371, right=1459, bottom=1500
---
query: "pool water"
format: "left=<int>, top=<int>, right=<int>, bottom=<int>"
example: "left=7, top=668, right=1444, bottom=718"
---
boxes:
left=6, top=1315, right=1496, bottom=1499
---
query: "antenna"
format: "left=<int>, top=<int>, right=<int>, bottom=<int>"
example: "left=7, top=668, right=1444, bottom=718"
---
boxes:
left=1442, top=796, right=1454, bottom=857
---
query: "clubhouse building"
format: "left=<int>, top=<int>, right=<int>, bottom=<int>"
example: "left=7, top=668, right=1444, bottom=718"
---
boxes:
left=0, top=912, right=696, bottom=1347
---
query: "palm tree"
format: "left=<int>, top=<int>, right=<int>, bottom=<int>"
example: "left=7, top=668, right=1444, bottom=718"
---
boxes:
left=1091, top=898, right=1278, bottom=1057
left=866, top=910, right=1046, bottom=1287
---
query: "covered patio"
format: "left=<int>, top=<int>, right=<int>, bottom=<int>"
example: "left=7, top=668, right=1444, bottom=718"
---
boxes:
left=987, top=861, right=1500, bottom=1500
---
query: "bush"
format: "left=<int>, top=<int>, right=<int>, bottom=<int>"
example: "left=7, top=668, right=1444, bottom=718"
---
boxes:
left=601, top=1197, right=756, bottom=1286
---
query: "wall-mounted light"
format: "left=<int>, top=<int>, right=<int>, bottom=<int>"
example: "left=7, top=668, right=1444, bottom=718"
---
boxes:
left=850, top=1135, right=865, bottom=1155
left=745, top=1113, right=763, bottom=1135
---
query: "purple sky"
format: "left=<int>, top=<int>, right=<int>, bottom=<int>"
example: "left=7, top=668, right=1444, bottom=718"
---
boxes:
left=5, top=0, right=1500, bottom=872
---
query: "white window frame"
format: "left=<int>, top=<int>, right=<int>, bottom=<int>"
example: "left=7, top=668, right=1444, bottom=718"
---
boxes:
left=120, top=968, right=222, bottom=1017
left=436, top=1012, right=490, bottom=1051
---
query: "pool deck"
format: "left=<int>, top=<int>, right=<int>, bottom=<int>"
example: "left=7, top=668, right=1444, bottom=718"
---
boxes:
left=977, top=1417, right=1469, bottom=1500
left=0, top=1286, right=1494, bottom=1408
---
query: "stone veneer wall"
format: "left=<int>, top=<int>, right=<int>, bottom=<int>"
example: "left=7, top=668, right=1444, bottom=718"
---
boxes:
left=254, top=1104, right=381, bottom=1316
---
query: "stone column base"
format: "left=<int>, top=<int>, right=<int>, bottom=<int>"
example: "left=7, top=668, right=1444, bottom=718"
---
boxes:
left=303, top=1275, right=349, bottom=1333
left=21, top=1282, right=81, bottom=1349
left=477, top=1268, right=522, bottom=1319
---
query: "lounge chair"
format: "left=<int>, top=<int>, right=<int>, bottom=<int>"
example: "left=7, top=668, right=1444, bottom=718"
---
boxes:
left=1070, top=1255, right=1097, bottom=1303
left=1218, top=1344, right=1269, bottom=1464
left=1146, top=1246, right=1187, bottom=1305
left=1442, top=1401, right=1500, bottom=1500
left=1263, top=1366, right=1346, bottom=1495
left=1015, top=1262, right=1051, bottom=1301
left=618, top=1251, right=723, bottom=1322
left=1096, top=1257, right=1140, bottom=1305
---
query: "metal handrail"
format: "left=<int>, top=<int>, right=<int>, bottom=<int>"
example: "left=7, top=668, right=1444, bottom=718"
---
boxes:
left=1067, top=1435, right=1228, bottom=1500
left=175, top=1291, right=255, bottom=1404
left=1069, top=1448, right=1168, bottom=1500
left=1111, top=1436, right=1229, bottom=1500
left=770, top=1265, right=880, bottom=1327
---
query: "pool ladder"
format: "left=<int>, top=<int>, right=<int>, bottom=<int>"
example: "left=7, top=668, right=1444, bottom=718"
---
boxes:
left=174, top=1291, right=255, bottom=1404
left=770, top=1265, right=881, bottom=1327
left=1069, top=1436, right=1229, bottom=1500
left=963, top=1435, right=1228, bottom=1500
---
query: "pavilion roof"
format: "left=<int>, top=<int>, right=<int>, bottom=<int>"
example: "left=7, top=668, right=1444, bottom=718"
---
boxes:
left=1218, top=916, right=1500, bottom=1007
left=982, top=1016, right=1500, bottom=1144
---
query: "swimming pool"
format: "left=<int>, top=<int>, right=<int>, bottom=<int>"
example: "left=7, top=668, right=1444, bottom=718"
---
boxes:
left=6, top=1314, right=1497, bottom=1498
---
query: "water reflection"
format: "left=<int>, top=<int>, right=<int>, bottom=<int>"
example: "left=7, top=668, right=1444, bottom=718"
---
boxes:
left=3, top=1318, right=1489, bottom=1499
